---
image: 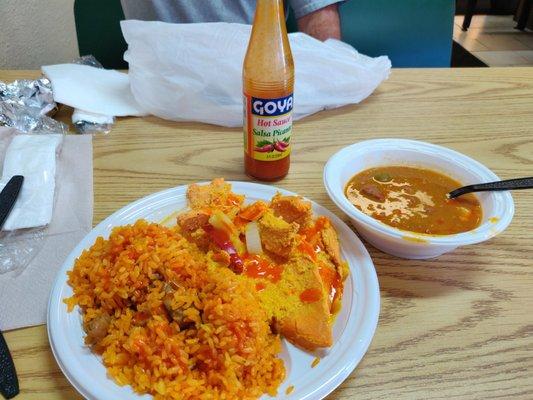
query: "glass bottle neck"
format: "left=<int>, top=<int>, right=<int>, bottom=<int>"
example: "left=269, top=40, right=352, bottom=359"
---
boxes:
left=252, top=0, right=286, bottom=29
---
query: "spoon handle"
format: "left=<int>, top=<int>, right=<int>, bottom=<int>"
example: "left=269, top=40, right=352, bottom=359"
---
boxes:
left=0, top=330, right=19, bottom=399
left=449, top=177, right=533, bottom=199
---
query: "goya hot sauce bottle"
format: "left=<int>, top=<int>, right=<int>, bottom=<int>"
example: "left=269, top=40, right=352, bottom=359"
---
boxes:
left=243, top=0, right=294, bottom=181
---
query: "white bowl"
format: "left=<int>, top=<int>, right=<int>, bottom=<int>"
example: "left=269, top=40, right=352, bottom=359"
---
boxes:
left=324, top=139, right=515, bottom=259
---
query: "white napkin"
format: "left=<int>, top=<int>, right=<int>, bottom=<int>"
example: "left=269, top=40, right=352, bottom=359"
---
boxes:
left=0, top=128, right=93, bottom=331
left=0, top=134, right=63, bottom=231
left=41, top=63, right=148, bottom=117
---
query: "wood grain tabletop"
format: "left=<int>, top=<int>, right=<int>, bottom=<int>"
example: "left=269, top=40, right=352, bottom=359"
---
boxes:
left=1, top=68, right=532, bottom=400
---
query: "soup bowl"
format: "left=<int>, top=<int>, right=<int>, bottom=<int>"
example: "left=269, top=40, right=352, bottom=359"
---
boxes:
left=323, top=139, right=515, bottom=259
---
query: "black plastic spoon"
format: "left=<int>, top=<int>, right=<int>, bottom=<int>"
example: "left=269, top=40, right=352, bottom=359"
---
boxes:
left=448, top=177, right=533, bottom=199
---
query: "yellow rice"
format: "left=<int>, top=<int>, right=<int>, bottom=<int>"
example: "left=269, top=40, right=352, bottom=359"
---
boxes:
left=65, top=220, right=285, bottom=399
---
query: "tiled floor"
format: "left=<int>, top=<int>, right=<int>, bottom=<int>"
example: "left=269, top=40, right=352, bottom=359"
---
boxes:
left=453, top=15, right=533, bottom=66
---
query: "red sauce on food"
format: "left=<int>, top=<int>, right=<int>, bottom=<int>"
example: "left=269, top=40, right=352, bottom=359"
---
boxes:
left=226, top=194, right=242, bottom=207
left=298, top=241, right=317, bottom=261
left=300, top=217, right=330, bottom=258
left=238, top=202, right=268, bottom=221
left=318, top=264, right=341, bottom=305
left=243, top=254, right=283, bottom=283
left=301, top=217, right=327, bottom=242
left=299, top=288, right=322, bottom=303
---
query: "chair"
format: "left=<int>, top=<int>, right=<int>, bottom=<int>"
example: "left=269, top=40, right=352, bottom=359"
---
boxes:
left=462, top=0, right=533, bottom=31
left=516, top=0, right=533, bottom=30
left=75, top=0, right=455, bottom=69
left=339, top=0, right=455, bottom=67
left=253, top=0, right=454, bottom=67
left=74, top=0, right=128, bottom=69
left=462, top=0, right=479, bottom=31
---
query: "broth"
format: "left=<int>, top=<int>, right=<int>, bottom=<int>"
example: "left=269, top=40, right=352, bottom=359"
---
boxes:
left=345, top=166, right=482, bottom=235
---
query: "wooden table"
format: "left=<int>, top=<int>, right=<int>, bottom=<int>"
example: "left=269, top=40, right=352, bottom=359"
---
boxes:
left=2, top=68, right=532, bottom=399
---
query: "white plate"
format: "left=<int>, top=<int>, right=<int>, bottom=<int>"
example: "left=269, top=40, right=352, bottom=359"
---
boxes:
left=48, top=182, right=380, bottom=400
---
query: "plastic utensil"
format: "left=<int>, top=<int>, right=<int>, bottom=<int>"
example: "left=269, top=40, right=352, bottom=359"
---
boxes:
left=0, top=176, right=24, bottom=230
left=0, top=175, right=22, bottom=399
left=448, top=177, right=533, bottom=199
left=0, top=331, right=19, bottom=399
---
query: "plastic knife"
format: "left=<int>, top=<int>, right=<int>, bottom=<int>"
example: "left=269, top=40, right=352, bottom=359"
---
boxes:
left=0, top=175, right=23, bottom=399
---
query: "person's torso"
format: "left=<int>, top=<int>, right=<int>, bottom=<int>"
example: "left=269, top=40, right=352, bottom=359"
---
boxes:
left=121, top=0, right=258, bottom=24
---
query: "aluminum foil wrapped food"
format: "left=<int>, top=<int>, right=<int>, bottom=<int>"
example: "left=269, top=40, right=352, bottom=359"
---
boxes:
left=0, top=55, right=114, bottom=135
left=0, top=78, right=67, bottom=275
left=0, top=77, right=68, bottom=134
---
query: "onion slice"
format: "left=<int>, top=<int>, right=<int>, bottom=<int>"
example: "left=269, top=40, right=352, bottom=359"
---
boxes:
left=245, top=221, right=263, bottom=255
left=208, top=211, right=237, bottom=235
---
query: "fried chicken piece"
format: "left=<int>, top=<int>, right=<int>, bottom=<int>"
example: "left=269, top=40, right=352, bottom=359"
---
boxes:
left=258, top=211, right=300, bottom=258
left=177, top=210, right=210, bottom=233
left=186, top=178, right=244, bottom=214
left=270, top=193, right=313, bottom=230
left=187, top=178, right=228, bottom=209
left=188, top=229, right=210, bottom=251
left=175, top=210, right=211, bottom=250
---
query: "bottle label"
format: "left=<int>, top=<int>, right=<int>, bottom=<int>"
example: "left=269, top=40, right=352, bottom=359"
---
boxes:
left=244, top=93, right=293, bottom=161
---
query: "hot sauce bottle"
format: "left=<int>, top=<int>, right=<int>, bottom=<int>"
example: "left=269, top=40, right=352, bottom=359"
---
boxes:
left=243, top=0, right=295, bottom=181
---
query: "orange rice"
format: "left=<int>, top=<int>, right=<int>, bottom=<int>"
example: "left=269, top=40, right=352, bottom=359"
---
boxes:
left=65, top=220, right=285, bottom=399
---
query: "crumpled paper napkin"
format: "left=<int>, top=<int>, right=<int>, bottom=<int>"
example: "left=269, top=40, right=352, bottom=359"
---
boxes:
left=0, top=126, right=93, bottom=331
left=0, top=134, right=63, bottom=230
left=42, top=63, right=147, bottom=117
